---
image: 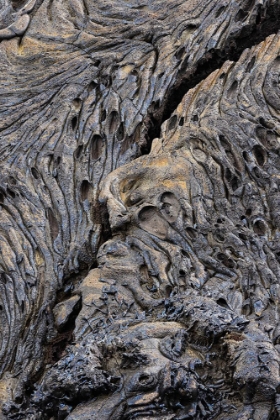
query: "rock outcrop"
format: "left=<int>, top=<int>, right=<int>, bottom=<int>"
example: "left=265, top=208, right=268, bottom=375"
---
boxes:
left=1, top=0, right=280, bottom=419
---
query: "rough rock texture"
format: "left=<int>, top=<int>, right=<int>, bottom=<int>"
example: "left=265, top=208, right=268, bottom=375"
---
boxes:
left=1, top=0, right=280, bottom=419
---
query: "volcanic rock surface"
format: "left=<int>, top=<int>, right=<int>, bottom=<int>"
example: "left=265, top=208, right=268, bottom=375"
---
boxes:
left=1, top=0, right=280, bottom=419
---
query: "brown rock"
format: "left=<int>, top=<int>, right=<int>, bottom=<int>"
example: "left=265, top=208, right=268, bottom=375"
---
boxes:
left=53, top=295, right=81, bottom=332
left=1, top=0, right=280, bottom=419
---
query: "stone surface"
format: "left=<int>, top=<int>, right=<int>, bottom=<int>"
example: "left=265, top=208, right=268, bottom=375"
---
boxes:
left=53, top=295, right=81, bottom=332
left=1, top=0, right=280, bottom=419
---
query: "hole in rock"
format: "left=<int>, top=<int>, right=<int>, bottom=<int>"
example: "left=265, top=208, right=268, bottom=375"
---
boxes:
left=168, top=115, right=177, bottom=131
left=253, top=145, right=266, bottom=166
left=91, top=134, right=103, bottom=160
left=246, top=56, right=256, bottom=72
left=175, top=46, right=185, bottom=60
left=216, top=6, right=226, bottom=18
left=71, top=116, right=78, bottom=130
left=108, top=111, right=120, bottom=133
left=9, top=176, right=16, bottom=185
left=165, top=285, right=172, bottom=298
left=227, top=80, right=238, bottom=97
left=231, top=175, right=239, bottom=191
left=239, top=233, right=247, bottom=240
left=253, top=219, right=266, bottom=236
left=47, top=208, right=59, bottom=241
left=243, top=151, right=249, bottom=161
left=88, top=81, right=97, bottom=90
left=31, top=167, right=39, bottom=179
left=74, top=145, right=83, bottom=159
left=80, top=180, right=91, bottom=201
left=179, top=117, right=184, bottom=126
left=215, top=232, right=225, bottom=242
left=73, top=98, right=81, bottom=109
left=235, top=9, right=249, bottom=22
left=116, top=122, right=124, bottom=142
left=101, top=110, right=107, bottom=122
left=7, top=188, right=15, bottom=198
left=217, top=298, right=230, bottom=309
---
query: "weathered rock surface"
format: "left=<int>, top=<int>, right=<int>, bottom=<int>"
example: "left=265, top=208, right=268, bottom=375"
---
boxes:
left=1, top=0, right=280, bottom=419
